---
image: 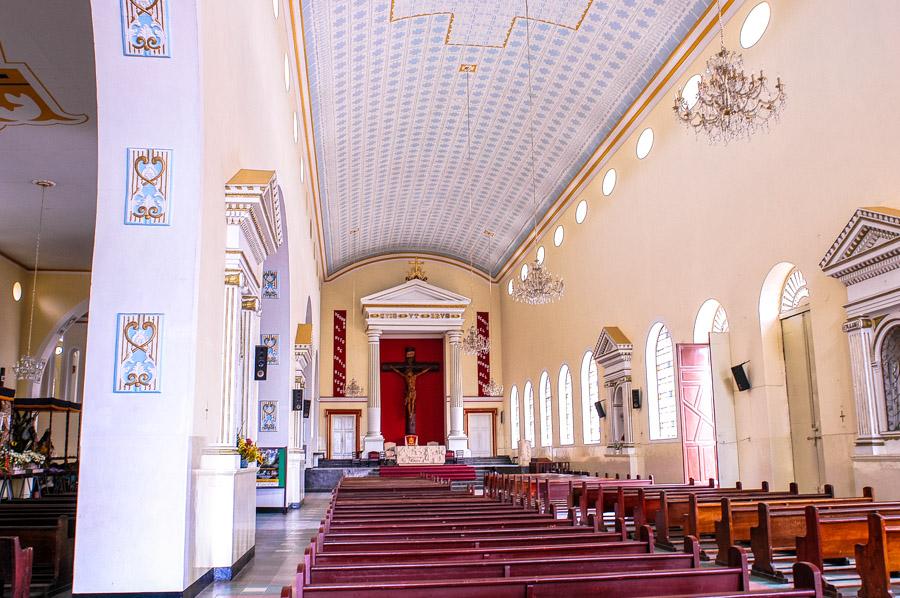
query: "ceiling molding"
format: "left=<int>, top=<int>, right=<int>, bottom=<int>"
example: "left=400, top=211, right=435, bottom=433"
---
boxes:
left=324, top=251, right=493, bottom=283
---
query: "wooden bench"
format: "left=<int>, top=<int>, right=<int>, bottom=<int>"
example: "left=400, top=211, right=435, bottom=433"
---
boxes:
left=0, top=536, right=34, bottom=598
left=796, top=505, right=900, bottom=575
left=855, top=512, right=900, bottom=598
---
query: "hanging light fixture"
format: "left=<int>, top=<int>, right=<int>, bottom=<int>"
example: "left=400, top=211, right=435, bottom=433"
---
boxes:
left=673, top=0, right=785, bottom=144
left=343, top=227, right=365, bottom=398
left=14, top=180, right=54, bottom=382
left=460, top=63, right=490, bottom=356
left=511, top=0, right=564, bottom=305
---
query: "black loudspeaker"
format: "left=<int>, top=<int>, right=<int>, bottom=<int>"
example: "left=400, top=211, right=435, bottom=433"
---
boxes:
left=594, top=400, right=606, bottom=419
left=302, top=399, right=311, bottom=419
left=631, top=388, right=642, bottom=409
left=254, top=345, right=268, bottom=381
left=0, top=367, right=5, bottom=387
left=292, top=389, right=304, bottom=411
left=731, top=362, right=751, bottom=391
left=500, top=410, right=504, bottom=425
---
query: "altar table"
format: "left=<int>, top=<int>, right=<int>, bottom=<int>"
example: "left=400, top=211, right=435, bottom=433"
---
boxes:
left=395, top=445, right=446, bottom=466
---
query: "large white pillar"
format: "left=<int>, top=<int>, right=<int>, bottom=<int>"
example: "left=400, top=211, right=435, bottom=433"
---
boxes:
left=446, top=329, right=469, bottom=455
left=363, top=328, right=384, bottom=453
left=220, top=275, right=243, bottom=443
left=844, top=318, right=883, bottom=451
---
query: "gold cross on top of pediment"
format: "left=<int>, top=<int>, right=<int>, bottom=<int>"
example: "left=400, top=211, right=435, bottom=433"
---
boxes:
left=405, top=258, right=428, bottom=281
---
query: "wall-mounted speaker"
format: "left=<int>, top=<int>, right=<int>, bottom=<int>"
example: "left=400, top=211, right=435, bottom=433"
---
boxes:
left=292, top=389, right=304, bottom=411
left=731, top=361, right=751, bottom=392
left=631, top=388, right=642, bottom=409
left=0, top=367, right=5, bottom=387
left=500, top=410, right=504, bottom=424
left=594, top=400, right=606, bottom=419
left=254, top=345, right=268, bottom=381
left=302, top=399, right=311, bottom=419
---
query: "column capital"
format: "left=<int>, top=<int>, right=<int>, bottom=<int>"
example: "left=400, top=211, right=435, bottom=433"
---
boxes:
left=843, top=317, right=873, bottom=333
left=446, top=329, right=463, bottom=343
left=367, top=328, right=383, bottom=342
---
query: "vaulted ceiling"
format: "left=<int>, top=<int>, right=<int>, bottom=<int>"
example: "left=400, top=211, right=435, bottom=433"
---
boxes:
left=300, top=0, right=710, bottom=276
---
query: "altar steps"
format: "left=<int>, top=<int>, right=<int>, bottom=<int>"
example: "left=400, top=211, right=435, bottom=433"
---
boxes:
left=378, top=464, right=477, bottom=481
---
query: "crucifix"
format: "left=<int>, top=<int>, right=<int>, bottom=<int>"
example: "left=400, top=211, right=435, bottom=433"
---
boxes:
left=382, top=347, right=441, bottom=435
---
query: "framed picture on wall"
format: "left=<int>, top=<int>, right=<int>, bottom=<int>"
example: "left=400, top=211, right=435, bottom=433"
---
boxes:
left=260, top=400, right=278, bottom=432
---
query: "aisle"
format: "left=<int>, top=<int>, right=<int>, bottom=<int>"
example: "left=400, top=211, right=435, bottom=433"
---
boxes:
left=196, top=494, right=330, bottom=598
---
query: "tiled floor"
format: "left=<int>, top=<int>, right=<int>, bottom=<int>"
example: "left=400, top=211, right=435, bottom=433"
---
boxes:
left=196, top=493, right=331, bottom=598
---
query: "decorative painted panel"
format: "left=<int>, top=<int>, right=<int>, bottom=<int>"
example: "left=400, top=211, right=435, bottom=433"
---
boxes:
left=301, top=0, right=708, bottom=274
left=125, top=148, right=172, bottom=226
left=333, top=310, right=347, bottom=396
left=114, top=313, right=162, bottom=393
left=259, top=400, right=278, bottom=432
left=261, top=334, right=279, bottom=365
left=120, top=0, right=170, bottom=58
left=262, top=270, right=279, bottom=299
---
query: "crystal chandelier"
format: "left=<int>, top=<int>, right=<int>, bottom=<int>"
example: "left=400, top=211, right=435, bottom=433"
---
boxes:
left=511, top=0, right=564, bottom=305
left=484, top=378, right=504, bottom=398
left=461, top=324, right=490, bottom=356
left=511, top=259, right=565, bottom=305
left=14, top=180, right=54, bottom=382
left=344, top=378, right=364, bottom=398
left=673, top=0, right=785, bottom=144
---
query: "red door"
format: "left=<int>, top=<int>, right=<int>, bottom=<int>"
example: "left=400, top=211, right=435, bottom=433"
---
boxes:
left=677, top=344, right=719, bottom=484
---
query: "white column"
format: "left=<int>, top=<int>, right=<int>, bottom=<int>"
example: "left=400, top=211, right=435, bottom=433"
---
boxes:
left=363, top=328, right=384, bottom=452
left=239, top=297, right=260, bottom=437
left=844, top=318, right=883, bottom=450
left=446, top=329, right=469, bottom=455
left=220, top=275, right=242, bottom=443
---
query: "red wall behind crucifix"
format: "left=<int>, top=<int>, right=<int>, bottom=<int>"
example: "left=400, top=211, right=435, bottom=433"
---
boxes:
left=380, top=338, right=445, bottom=445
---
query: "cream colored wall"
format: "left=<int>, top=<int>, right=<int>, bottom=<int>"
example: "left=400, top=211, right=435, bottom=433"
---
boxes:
left=0, top=255, right=24, bottom=387
left=499, top=0, right=898, bottom=494
left=195, top=0, right=322, bottom=442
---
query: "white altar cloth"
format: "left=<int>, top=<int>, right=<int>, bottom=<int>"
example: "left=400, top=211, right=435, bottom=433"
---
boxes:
left=395, top=445, right=446, bottom=465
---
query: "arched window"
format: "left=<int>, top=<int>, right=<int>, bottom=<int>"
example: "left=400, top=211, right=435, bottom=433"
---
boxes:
left=580, top=351, right=601, bottom=443
left=693, top=299, right=730, bottom=342
left=523, top=381, right=535, bottom=445
left=510, top=386, right=520, bottom=446
left=539, top=371, right=553, bottom=447
left=880, top=327, right=900, bottom=432
left=647, top=323, right=677, bottom=440
left=558, top=365, right=574, bottom=445
left=780, top=268, right=810, bottom=314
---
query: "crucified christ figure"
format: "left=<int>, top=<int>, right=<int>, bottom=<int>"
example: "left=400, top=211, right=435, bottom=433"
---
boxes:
left=381, top=347, right=440, bottom=436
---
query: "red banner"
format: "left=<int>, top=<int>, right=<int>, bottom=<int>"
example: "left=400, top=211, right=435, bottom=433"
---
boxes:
left=477, top=311, right=490, bottom=396
left=333, top=310, right=346, bottom=396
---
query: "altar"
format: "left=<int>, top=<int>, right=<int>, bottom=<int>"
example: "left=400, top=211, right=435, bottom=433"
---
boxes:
left=395, top=444, right=445, bottom=466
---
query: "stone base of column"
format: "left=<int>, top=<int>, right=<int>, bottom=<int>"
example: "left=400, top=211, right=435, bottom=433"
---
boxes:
left=363, top=434, right=385, bottom=454
left=447, top=434, right=469, bottom=457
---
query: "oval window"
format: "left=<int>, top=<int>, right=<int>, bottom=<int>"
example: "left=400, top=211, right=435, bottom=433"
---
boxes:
left=575, top=199, right=587, bottom=224
left=741, top=2, right=771, bottom=49
left=553, top=225, right=564, bottom=247
left=12, top=281, right=21, bottom=302
left=636, top=127, right=654, bottom=159
left=602, top=169, right=617, bottom=196
left=536, top=246, right=545, bottom=265
left=682, top=74, right=702, bottom=110
left=520, top=263, right=529, bottom=281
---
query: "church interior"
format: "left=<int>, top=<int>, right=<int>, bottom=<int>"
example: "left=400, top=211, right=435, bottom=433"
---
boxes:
left=2, top=0, right=900, bottom=596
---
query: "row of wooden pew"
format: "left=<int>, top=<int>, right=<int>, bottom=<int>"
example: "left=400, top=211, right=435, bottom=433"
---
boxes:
left=484, top=472, right=900, bottom=596
left=0, top=493, right=76, bottom=598
left=281, top=476, right=824, bottom=597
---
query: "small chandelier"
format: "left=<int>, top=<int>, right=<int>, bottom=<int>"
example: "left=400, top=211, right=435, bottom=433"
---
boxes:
left=461, top=324, right=490, bottom=356
left=673, top=0, right=785, bottom=144
left=511, top=1, right=564, bottom=305
left=344, top=378, right=364, bottom=398
left=484, top=378, right=504, bottom=398
left=14, top=180, right=54, bottom=382
left=511, top=259, right=565, bottom=305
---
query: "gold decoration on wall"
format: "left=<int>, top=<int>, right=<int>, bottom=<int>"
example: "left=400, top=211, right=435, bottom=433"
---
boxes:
left=405, top=258, right=428, bottom=281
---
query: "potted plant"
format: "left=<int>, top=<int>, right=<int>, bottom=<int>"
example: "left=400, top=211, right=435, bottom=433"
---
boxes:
left=237, top=436, right=262, bottom=468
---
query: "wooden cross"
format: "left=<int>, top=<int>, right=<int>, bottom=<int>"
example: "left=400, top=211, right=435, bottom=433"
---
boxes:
left=381, top=347, right=441, bottom=435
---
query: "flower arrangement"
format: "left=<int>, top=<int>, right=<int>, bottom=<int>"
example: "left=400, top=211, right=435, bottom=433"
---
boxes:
left=237, top=436, right=263, bottom=465
left=1, top=448, right=46, bottom=472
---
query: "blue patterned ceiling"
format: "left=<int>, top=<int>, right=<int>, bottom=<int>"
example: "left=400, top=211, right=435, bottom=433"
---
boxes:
left=301, top=0, right=709, bottom=276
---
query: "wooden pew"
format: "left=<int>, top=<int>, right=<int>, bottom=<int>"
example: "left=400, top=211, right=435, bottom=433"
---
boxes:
left=0, top=536, right=34, bottom=598
left=289, top=546, right=824, bottom=598
left=0, top=515, right=69, bottom=590
left=855, top=512, right=900, bottom=598
left=796, top=506, right=900, bottom=575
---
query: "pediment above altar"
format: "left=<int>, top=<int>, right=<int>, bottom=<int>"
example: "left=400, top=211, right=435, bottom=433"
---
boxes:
left=361, top=279, right=470, bottom=333
left=361, top=279, right=470, bottom=308
left=820, top=207, right=900, bottom=286
left=593, top=327, right=633, bottom=364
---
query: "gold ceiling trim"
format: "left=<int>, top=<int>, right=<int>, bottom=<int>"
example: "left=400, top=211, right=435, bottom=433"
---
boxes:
left=324, top=252, right=493, bottom=283
left=389, top=0, right=594, bottom=49
left=495, top=0, right=738, bottom=282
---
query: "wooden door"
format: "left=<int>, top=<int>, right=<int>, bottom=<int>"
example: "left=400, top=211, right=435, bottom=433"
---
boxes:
left=677, top=344, right=719, bottom=483
left=330, top=414, right=356, bottom=459
left=467, top=412, right=493, bottom=457
left=781, top=311, right=823, bottom=492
